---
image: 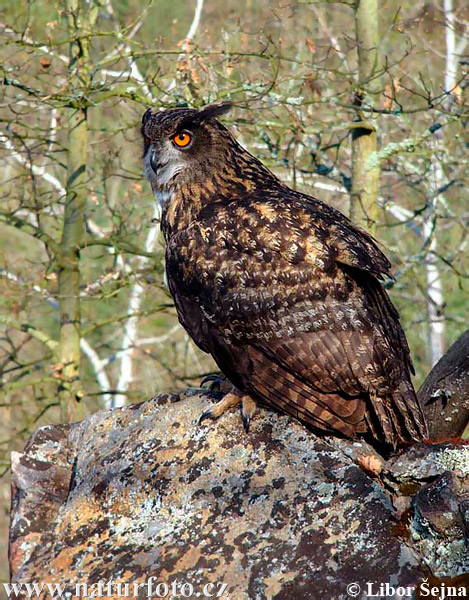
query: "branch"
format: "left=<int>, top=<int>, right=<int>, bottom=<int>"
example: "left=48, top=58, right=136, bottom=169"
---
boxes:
left=309, top=5, right=349, bottom=70
left=0, top=269, right=113, bottom=406
left=81, top=310, right=156, bottom=335
left=0, top=315, right=58, bottom=351
left=81, top=236, right=163, bottom=261
left=364, top=116, right=458, bottom=171
left=418, top=330, right=469, bottom=440
left=1, top=73, right=71, bottom=106
left=0, top=211, right=61, bottom=256
left=0, top=130, right=126, bottom=272
left=0, top=131, right=65, bottom=196
left=0, top=269, right=58, bottom=306
left=0, top=24, right=68, bottom=63
left=2, top=72, right=150, bottom=107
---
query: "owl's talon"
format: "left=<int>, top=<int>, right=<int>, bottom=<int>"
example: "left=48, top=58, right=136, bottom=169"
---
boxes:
left=198, top=392, right=257, bottom=432
left=198, top=409, right=215, bottom=425
left=200, top=374, right=224, bottom=391
left=198, top=392, right=241, bottom=427
left=241, top=395, right=257, bottom=432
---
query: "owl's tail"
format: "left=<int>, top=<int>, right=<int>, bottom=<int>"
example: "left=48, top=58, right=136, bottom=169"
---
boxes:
left=366, top=380, right=428, bottom=449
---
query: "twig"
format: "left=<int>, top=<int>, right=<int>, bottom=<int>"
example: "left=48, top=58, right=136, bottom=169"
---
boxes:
left=0, top=131, right=65, bottom=197
left=309, top=4, right=349, bottom=70
left=0, top=269, right=113, bottom=405
left=0, top=315, right=58, bottom=351
left=364, top=116, right=458, bottom=171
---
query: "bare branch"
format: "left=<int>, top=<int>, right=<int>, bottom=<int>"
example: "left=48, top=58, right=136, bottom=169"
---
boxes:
left=0, top=315, right=58, bottom=351
left=0, top=211, right=61, bottom=256
left=0, top=131, right=65, bottom=197
left=0, top=269, right=113, bottom=406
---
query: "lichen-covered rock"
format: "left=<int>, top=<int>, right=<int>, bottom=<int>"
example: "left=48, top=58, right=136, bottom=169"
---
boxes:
left=380, top=444, right=469, bottom=579
left=9, top=392, right=469, bottom=599
left=414, top=473, right=466, bottom=540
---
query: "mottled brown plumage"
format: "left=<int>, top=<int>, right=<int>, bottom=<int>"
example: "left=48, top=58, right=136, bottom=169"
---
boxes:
left=141, top=103, right=428, bottom=449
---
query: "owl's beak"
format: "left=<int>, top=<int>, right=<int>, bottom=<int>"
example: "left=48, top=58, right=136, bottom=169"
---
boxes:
left=149, top=148, right=158, bottom=175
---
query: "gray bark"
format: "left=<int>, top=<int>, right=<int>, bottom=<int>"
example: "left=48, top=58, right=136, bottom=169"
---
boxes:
left=418, top=330, right=469, bottom=440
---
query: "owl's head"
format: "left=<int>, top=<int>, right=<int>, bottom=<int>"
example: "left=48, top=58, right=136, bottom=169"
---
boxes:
left=141, top=103, right=236, bottom=205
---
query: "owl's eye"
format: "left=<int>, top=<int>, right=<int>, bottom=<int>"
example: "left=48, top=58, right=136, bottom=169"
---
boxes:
left=172, top=131, right=193, bottom=148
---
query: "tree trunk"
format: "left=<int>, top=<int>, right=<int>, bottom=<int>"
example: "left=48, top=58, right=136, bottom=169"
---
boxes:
left=350, top=0, right=381, bottom=235
left=419, top=0, right=462, bottom=369
left=57, top=107, right=87, bottom=421
left=56, top=0, right=97, bottom=421
left=418, top=330, right=469, bottom=440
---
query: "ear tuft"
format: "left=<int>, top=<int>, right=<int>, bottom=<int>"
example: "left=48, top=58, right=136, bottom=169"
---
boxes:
left=141, top=108, right=155, bottom=136
left=178, top=103, right=232, bottom=131
left=197, top=102, right=233, bottom=121
left=142, top=108, right=156, bottom=126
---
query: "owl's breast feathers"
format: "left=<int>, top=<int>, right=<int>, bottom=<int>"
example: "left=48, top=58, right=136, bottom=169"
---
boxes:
left=163, top=189, right=427, bottom=448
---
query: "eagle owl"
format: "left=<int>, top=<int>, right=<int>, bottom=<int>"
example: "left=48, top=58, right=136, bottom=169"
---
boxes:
left=141, top=103, right=427, bottom=449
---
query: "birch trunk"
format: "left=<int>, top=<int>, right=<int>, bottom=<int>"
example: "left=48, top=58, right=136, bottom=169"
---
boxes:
left=422, top=0, right=464, bottom=366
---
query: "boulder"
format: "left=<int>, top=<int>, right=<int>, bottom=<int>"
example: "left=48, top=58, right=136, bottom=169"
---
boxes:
left=9, top=391, right=469, bottom=599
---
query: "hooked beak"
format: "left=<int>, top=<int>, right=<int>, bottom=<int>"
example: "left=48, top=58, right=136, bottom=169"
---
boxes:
left=149, top=147, right=158, bottom=175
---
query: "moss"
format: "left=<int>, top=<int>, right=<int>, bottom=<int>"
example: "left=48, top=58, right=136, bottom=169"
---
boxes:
left=399, top=482, right=421, bottom=496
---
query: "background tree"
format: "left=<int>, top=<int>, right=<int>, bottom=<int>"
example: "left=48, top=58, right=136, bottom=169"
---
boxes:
left=0, top=0, right=467, bottom=581
left=351, top=0, right=381, bottom=235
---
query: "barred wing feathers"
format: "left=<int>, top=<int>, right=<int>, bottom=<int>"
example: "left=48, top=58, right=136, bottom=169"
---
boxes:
left=166, top=192, right=427, bottom=447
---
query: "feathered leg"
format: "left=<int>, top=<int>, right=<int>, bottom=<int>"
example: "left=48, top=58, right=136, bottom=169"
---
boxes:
left=199, top=389, right=257, bottom=432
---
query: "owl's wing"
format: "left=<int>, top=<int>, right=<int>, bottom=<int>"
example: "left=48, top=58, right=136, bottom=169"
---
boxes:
left=297, top=195, right=393, bottom=278
left=295, top=196, right=415, bottom=376
left=209, top=267, right=425, bottom=446
left=167, top=196, right=426, bottom=446
left=167, top=275, right=212, bottom=354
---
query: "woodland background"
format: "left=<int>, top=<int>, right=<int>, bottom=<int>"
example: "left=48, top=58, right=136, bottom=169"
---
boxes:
left=0, top=0, right=467, bottom=583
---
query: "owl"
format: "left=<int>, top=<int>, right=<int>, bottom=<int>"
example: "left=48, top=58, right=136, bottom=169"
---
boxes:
left=141, top=103, right=427, bottom=449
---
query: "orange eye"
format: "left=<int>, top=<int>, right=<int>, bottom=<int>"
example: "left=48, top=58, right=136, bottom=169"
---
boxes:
left=172, top=131, right=193, bottom=148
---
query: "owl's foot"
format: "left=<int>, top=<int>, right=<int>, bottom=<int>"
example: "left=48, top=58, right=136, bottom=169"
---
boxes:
left=198, top=391, right=257, bottom=432
left=240, top=395, right=257, bottom=432
left=200, top=374, right=224, bottom=392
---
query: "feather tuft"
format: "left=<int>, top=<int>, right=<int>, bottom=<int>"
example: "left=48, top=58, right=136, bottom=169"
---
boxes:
left=178, top=103, right=233, bottom=130
left=198, top=102, right=233, bottom=121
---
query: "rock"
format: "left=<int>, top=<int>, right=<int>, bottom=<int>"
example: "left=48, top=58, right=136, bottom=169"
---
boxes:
left=384, top=442, right=469, bottom=481
left=9, top=392, right=469, bottom=599
left=418, top=329, right=469, bottom=440
left=382, top=443, right=469, bottom=581
left=414, top=472, right=465, bottom=537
